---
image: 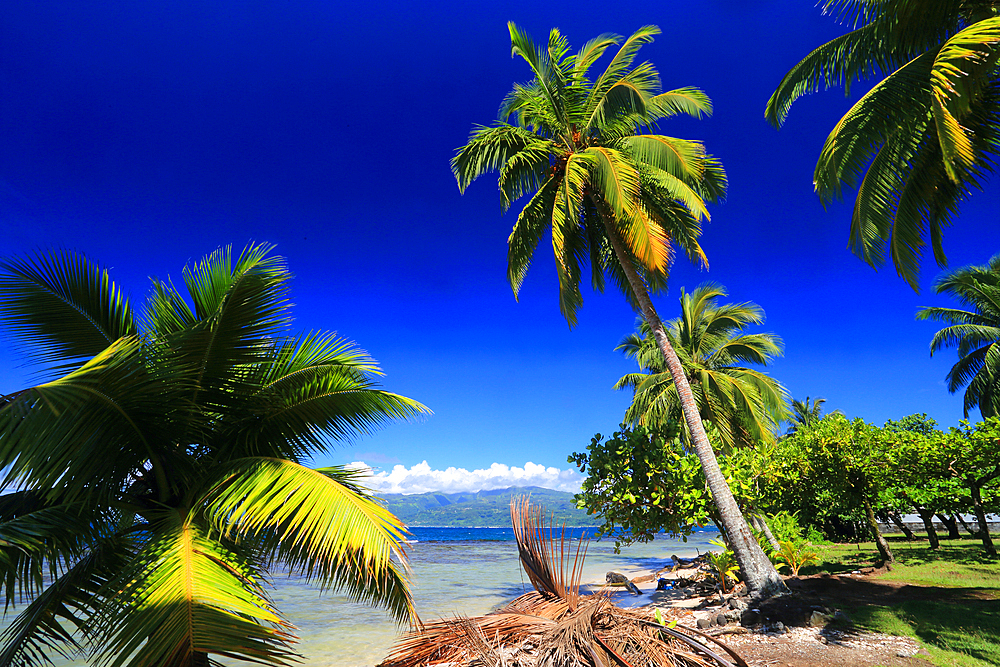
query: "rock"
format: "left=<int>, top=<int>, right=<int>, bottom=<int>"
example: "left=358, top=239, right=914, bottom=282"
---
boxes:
left=728, top=597, right=748, bottom=611
left=808, top=610, right=831, bottom=627
left=606, top=571, right=641, bottom=595
left=715, top=613, right=729, bottom=626
left=696, top=617, right=712, bottom=630
left=773, top=621, right=786, bottom=634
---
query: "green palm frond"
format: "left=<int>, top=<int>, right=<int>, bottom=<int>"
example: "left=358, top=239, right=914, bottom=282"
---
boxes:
left=0, top=496, right=95, bottom=604
left=508, top=178, right=560, bottom=299
left=649, top=88, right=713, bottom=120
left=202, top=459, right=416, bottom=625
left=918, top=254, right=1000, bottom=418
left=0, top=533, right=134, bottom=667
left=454, top=24, right=724, bottom=324
left=451, top=124, right=553, bottom=193
left=619, top=135, right=707, bottom=182
left=616, top=284, right=789, bottom=449
left=0, top=250, right=136, bottom=374
left=226, top=337, right=429, bottom=460
left=0, top=244, right=424, bottom=666
left=91, top=514, right=297, bottom=667
left=570, top=33, right=619, bottom=77
left=0, top=338, right=172, bottom=503
left=770, top=1, right=999, bottom=286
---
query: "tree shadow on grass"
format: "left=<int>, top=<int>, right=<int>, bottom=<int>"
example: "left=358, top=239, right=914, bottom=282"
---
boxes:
left=850, top=599, right=1000, bottom=666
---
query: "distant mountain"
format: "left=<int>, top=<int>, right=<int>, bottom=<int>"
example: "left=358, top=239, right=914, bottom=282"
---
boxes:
left=378, top=486, right=595, bottom=527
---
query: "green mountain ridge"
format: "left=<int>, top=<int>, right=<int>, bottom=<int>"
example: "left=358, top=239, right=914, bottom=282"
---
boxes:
left=377, top=486, right=595, bottom=527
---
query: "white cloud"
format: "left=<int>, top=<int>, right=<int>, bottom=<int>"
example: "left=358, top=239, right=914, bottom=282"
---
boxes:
left=347, top=460, right=585, bottom=495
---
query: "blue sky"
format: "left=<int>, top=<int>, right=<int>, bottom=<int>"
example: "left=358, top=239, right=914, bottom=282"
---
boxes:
left=2, top=1, right=998, bottom=493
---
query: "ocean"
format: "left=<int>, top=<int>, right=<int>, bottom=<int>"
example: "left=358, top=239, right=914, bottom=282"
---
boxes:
left=269, top=527, right=719, bottom=666
left=3, top=527, right=720, bottom=667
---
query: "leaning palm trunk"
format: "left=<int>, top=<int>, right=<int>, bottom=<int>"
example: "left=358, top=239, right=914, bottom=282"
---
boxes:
left=379, top=499, right=748, bottom=667
left=603, top=223, right=786, bottom=597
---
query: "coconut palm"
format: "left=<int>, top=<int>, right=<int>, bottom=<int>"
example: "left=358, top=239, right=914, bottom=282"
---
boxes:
left=917, top=253, right=1000, bottom=418
left=453, top=23, right=784, bottom=595
left=786, top=397, right=842, bottom=435
left=766, top=1, right=1000, bottom=288
left=0, top=244, right=428, bottom=667
left=615, top=283, right=790, bottom=452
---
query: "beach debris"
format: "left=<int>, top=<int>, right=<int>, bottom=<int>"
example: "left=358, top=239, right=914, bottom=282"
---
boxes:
left=606, top=571, right=642, bottom=595
left=378, top=498, right=748, bottom=667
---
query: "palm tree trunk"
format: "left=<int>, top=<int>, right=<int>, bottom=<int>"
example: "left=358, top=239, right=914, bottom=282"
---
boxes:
left=752, top=512, right=781, bottom=552
left=601, top=220, right=786, bottom=598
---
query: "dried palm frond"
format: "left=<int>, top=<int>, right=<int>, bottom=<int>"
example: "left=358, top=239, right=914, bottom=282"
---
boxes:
left=378, top=499, right=747, bottom=667
left=510, top=496, right=588, bottom=610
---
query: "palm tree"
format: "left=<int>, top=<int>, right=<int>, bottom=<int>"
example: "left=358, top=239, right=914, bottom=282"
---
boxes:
left=0, top=244, right=429, bottom=667
left=614, top=283, right=790, bottom=452
left=786, top=397, right=841, bottom=435
left=766, top=1, right=1000, bottom=288
left=452, top=23, right=785, bottom=596
left=917, top=253, right=1000, bottom=418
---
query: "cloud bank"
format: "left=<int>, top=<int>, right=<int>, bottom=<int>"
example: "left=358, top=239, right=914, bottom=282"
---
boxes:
left=349, top=461, right=585, bottom=495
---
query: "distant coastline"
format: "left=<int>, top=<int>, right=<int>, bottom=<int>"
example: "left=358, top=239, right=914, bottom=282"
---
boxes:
left=378, top=486, right=595, bottom=528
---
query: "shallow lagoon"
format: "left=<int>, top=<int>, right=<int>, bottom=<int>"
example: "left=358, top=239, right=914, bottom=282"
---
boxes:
left=4, top=528, right=719, bottom=667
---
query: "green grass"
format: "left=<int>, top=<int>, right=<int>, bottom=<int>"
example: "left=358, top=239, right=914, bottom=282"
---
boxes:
left=807, top=535, right=1000, bottom=667
left=848, top=601, right=1000, bottom=667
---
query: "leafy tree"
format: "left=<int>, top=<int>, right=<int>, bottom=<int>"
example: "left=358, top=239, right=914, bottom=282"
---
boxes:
left=786, top=397, right=841, bottom=436
left=766, top=1, right=1000, bottom=287
left=882, top=420, right=954, bottom=549
left=453, top=23, right=784, bottom=596
left=568, top=423, right=727, bottom=551
left=917, top=254, right=1000, bottom=419
left=776, top=416, right=896, bottom=563
left=614, top=282, right=790, bottom=452
left=0, top=245, right=429, bottom=667
left=940, top=418, right=1000, bottom=556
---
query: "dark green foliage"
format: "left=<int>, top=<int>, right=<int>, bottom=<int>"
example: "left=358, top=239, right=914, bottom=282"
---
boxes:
left=568, top=423, right=733, bottom=551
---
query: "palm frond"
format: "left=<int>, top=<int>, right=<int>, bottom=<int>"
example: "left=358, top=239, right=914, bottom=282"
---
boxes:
left=0, top=250, right=136, bottom=374
left=508, top=177, right=560, bottom=299
left=201, top=458, right=416, bottom=626
left=0, top=533, right=134, bottom=667
left=90, top=515, right=297, bottom=667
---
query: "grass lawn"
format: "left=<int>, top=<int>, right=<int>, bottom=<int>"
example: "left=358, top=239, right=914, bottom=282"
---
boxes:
left=805, top=535, right=999, bottom=667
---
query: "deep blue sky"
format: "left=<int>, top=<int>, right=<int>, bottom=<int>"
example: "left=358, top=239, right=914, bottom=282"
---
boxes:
left=2, top=1, right=998, bottom=489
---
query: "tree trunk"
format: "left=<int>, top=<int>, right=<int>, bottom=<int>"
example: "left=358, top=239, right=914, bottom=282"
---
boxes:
left=889, top=512, right=916, bottom=540
left=956, top=513, right=980, bottom=537
left=916, top=507, right=940, bottom=549
left=863, top=498, right=895, bottom=564
left=755, top=513, right=782, bottom=552
left=601, top=218, right=787, bottom=598
left=968, top=479, right=997, bottom=557
left=936, top=513, right=962, bottom=540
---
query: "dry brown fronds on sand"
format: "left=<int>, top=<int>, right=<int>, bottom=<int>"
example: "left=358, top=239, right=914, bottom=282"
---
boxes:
left=379, top=498, right=747, bottom=667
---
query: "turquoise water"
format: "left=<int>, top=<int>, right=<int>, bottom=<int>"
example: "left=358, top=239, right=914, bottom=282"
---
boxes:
left=2, top=529, right=719, bottom=667
left=278, top=528, right=719, bottom=666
